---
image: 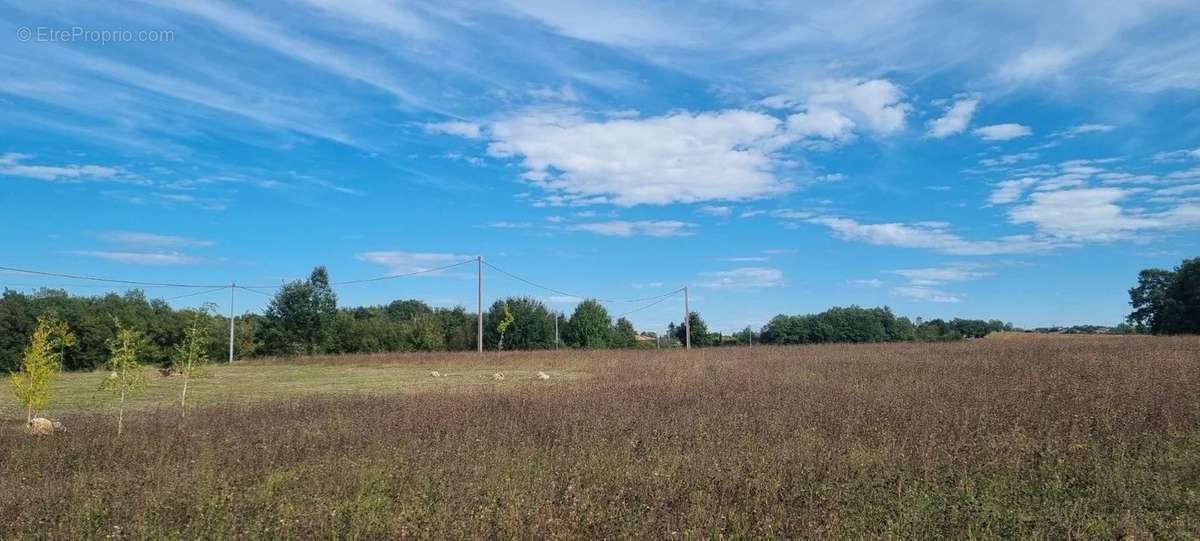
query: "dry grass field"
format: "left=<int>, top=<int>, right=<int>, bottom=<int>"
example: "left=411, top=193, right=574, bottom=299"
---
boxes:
left=1, top=335, right=1198, bottom=539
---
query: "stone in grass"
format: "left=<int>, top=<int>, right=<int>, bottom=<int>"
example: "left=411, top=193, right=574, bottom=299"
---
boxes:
left=492, top=372, right=505, bottom=381
left=430, top=371, right=441, bottom=377
left=25, top=417, right=64, bottom=436
left=537, top=371, right=551, bottom=380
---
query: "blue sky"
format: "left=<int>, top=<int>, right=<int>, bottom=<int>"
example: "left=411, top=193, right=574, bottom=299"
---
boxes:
left=2, top=0, right=1199, bottom=332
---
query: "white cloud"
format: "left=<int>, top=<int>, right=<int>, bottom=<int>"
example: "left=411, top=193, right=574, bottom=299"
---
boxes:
left=698, top=205, right=732, bottom=218
left=987, top=177, right=1039, bottom=205
left=883, top=263, right=992, bottom=303
left=569, top=220, right=697, bottom=237
left=893, top=285, right=960, bottom=303
left=848, top=278, right=884, bottom=288
left=770, top=209, right=815, bottom=219
left=1051, top=124, right=1115, bottom=138
left=424, top=121, right=483, bottom=139
left=815, top=173, right=846, bottom=182
left=484, top=221, right=533, bottom=229
left=1008, top=187, right=1200, bottom=242
left=697, top=267, right=785, bottom=289
left=888, top=264, right=991, bottom=286
left=485, top=108, right=793, bottom=206
left=785, top=108, right=856, bottom=141
left=64, top=250, right=206, bottom=265
left=94, top=231, right=214, bottom=248
left=809, top=216, right=1061, bottom=255
left=0, top=152, right=121, bottom=182
left=354, top=251, right=474, bottom=275
left=716, top=256, right=770, bottom=262
left=527, top=84, right=582, bottom=102
left=973, top=123, right=1033, bottom=141
left=980, top=153, right=1038, bottom=167
left=771, top=79, right=910, bottom=139
left=1152, top=148, right=1200, bottom=163
left=996, top=47, right=1076, bottom=81
left=804, top=79, right=910, bottom=135
left=926, top=98, right=979, bottom=138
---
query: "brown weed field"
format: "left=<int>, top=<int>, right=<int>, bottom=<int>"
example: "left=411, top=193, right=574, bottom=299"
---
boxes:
left=1, top=335, right=1198, bottom=539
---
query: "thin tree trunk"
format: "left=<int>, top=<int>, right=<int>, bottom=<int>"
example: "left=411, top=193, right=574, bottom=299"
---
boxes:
left=117, top=389, right=125, bottom=437
left=180, top=375, right=189, bottom=418
left=26, top=405, right=32, bottom=424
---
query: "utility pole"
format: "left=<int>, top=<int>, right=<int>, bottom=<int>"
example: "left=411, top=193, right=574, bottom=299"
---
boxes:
left=228, top=283, right=235, bottom=363
left=683, top=285, right=691, bottom=350
left=553, top=312, right=559, bottom=351
left=477, top=256, right=483, bottom=354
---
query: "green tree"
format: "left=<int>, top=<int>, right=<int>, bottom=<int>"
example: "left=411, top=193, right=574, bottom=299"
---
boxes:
left=564, top=300, right=611, bottom=348
left=261, top=267, right=339, bottom=355
left=611, top=317, right=637, bottom=348
left=1127, top=258, right=1200, bottom=335
left=173, top=305, right=213, bottom=417
left=494, top=304, right=515, bottom=351
left=101, top=321, right=147, bottom=436
left=9, top=317, right=65, bottom=422
left=1127, top=267, right=1175, bottom=332
left=672, top=312, right=710, bottom=347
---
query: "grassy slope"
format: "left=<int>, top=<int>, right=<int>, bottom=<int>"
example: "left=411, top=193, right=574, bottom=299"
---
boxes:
left=1, top=337, right=1198, bottom=539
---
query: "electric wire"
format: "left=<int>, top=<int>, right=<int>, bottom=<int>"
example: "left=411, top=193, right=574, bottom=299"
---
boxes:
left=0, top=265, right=226, bottom=288
left=482, top=260, right=680, bottom=303
left=164, top=286, right=232, bottom=302
left=615, top=289, right=683, bottom=318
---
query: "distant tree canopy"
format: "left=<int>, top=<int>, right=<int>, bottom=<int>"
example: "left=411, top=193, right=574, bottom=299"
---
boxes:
left=484, top=297, right=555, bottom=351
left=611, top=317, right=638, bottom=348
left=1, top=265, right=1036, bottom=371
left=670, top=312, right=710, bottom=347
left=564, top=300, right=611, bottom=349
left=1128, top=257, right=1200, bottom=334
left=760, top=306, right=1008, bottom=345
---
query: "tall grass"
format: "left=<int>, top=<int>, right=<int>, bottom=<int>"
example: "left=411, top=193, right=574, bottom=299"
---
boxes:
left=1, top=336, right=1197, bottom=539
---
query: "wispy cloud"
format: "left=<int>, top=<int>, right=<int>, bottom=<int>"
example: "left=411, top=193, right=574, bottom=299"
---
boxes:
left=94, top=231, right=215, bottom=248
left=354, top=251, right=475, bottom=275
left=63, top=250, right=210, bottom=266
left=697, top=267, right=785, bottom=289
left=926, top=97, right=978, bottom=138
left=569, top=220, right=697, bottom=237
left=973, top=123, right=1033, bottom=141
left=0, top=153, right=126, bottom=183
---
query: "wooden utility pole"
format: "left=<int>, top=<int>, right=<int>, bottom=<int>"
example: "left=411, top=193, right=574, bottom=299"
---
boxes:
left=683, top=285, right=691, bottom=350
left=554, top=313, right=559, bottom=350
left=477, top=256, right=483, bottom=354
left=228, top=283, right=235, bottom=363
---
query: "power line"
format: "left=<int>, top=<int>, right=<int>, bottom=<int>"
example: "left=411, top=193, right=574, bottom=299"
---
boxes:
left=482, top=260, right=679, bottom=303
left=234, top=285, right=274, bottom=297
left=0, top=265, right=226, bottom=288
left=615, top=289, right=683, bottom=318
left=331, top=259, right=476, bottom=286
left=164, top=285, right=232, bottom=302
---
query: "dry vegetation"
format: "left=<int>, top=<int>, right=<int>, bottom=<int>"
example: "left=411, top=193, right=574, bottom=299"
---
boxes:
left=2, top=335, right=1198, bottom=539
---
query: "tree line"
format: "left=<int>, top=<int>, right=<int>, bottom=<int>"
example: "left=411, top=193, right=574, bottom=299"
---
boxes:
left=48, top=262, right=1200, bottom=373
